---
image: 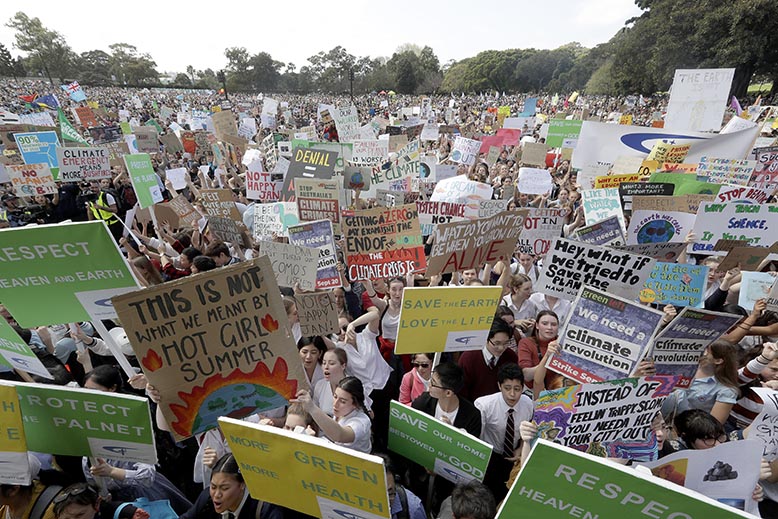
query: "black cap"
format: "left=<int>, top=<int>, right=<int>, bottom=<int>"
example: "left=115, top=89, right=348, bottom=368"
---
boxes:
left=1, top=194, right=18, bottom=202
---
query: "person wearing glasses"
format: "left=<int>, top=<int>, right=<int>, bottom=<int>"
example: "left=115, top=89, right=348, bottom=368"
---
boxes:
left=399, top=353, right=434, bottom=405
left=53, top=484, right=147, bottom=519
left=374, top=453, right=426, bottom=519
left=458, top=320, right=518, bottom=402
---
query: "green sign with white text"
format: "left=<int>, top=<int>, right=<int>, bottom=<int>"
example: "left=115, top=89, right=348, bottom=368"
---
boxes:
left=124, top=153, right=163, bottom=209
left=497, top=440, right=751, bottom=519
left=0, top=319, right=51, bottom=379
left=0, top=221, right=138, bottom=327
left=546, top=119, right=583, bottom=148
left=388, top=400, right=492, bottom=484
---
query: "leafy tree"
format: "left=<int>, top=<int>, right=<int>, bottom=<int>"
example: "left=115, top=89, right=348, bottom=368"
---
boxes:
left=77, top=50, right=112, bottom=85
left=6, top=12, right=75, bottom=83
left=0, top=43, right=14, bottom=78
left=172, top=73, right=192, bottom=87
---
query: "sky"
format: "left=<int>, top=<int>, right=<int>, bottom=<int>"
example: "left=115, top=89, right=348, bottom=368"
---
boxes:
left=0, top=0, right=644, bottom=74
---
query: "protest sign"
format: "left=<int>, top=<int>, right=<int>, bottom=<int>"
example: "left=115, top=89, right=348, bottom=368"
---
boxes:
left=295, top=178, right=341, bottom=232
left=716, top=184, right=771, bottom=205
left=0, top=383, right=30, bottom=485
left=550, top=286, right=663, bottom=384
left=351, top=139, right=389, bottom=166
left=717, top=246, right=770, bottom=272
left=416, top=200, right=467, bottom=235
left=113, top=258, right=304, bottom=441
left=246, top=160, right=282, bottom=202
left=546, top=119, right=582, bottom=148
left=641, top=262, right=708, bottom=307
left=573, top=216, right=625, bottom=247
left=168, top=195, right=201, bottom=228
left=768, top=279, right=778, bottom=313
left=450, top=136, right=481, bottom=166
left=593, top=173, right=641, bottom=189
left=259, top=240, right=319, bottom=291
left=160, top=132, right=184, bottom=154
left=133, top=127, right=159, bottom=154
left=613, top=242, right=688, bottom=262
left=641, top=440, right=761, bottom=516
left=522, top=142, right=548, bottom=166
left=427, top=211, right=527, bottom=276
left=631, top=195, right=696, bottom=214
left=751, top=146, right=778, bottom=192
left=697, top=156, right=756, bottom=186
left=581, top=188, right=626, bottom=233
left=254, top=202, right=299, bottom=238
left=220, top=418, right=390, bottom=519
left=282, top=147, right=338, bottom=200
left=626, top=210, right=696, bottom=245
left=738, top=271, right=775, bottom=311
left=534, top=377, right=675, bottom=459
left=212, top=110, right=238, bottom=141
left=165, top=167, right=187, bottom=191
left=395, top=286, right=502, bottom=354
left=6, top=163, right=57, bottom=196
left=74, top=106, right=98, bottom=127
left=477, top=199, right=509, bottom=219
left=208, top=216, right=245, bottom=246
left=13, top=131, right=60, bottom=175
left=369, top=160, right=419, bottom=190
left=497, top=439, right=753, bottom=519
left=689, top=202, right=778, bottom=253
left=0, top=318, right=51, bottom=379
left=290, top=139, right=352, bottom=173
left=649, top=308, right=741, bottom=388
left=333, top=105, right=360, bottom=143
left=618, top=183, right=676, bottom=203
left=56, top=147, right=111, bottom=181
left=749, top=388, right=778, bottom=460
left=647, top=142, right=690, bottom=164
left=124, top=154, right=163, bottom=209
left=0, top=221, right=138, bottom=327
left=297, top=292, right=339, bottom=337
left=287, top=219, right=340, bottom=289
left=389, top=401, right=492, bottom=483
left=517, top=167, right=552, bottom=195
left=342, top=204, right=426, bottom=281
left=430, top=176, right=493, bottom=209
left=610, top=156, right=646, bottom=175
left=536, top=238, right=656, bottom=301
left=516, top=208, right=565, bottom=256
left=14, top=382, right=157, bottom=463
left=200, top=189, right=242, bottom=222
left=665, top=68, right=735, bottom=132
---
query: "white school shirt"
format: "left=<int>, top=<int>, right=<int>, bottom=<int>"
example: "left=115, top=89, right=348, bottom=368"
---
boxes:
left=474, top=392, right=533, bottom=455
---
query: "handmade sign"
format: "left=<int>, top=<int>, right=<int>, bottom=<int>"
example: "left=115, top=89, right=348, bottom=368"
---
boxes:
left=664, top=68, right=735, bottom=132
left=516, top=208, right=565, bottom=256
left=738, top=271, right=775, bottom=311
left=124, top=154, right=163, bottom=209
left=351, top=139, right=389, bottom=166
left=550, top=286, right=663, bottom=384
left=517, top=167, right=552, bottom=195
left=56, top=147, right=111, bottom=181
left=389, top=401, right=492, bottom=483
left=297, top=292, right=339, bottom=337
left=573, top=216, right=625, bottom=247
left=287, top=219, right=340, bottom=290
left=697, top=156, right=756, bottom=186
left=0, top=221, right=138, bottom=327
left=689, top=202, right=778, bottom=253
left=536, top=238, right=655, bottom=301
left=497, top=439, right=752, bottom=519
left=427, top=211, right=527, bottom=276
left=748, top=388, right=778, bottom=460
left=546, top=119, right=583, bottom=148
left=208, top=216, right=245, bottom=246
left=200, top=189, right=242, bottom=222
left=581, top=188, right=625, bottom=233
left=295, top=178, right=341, bottom=233
left=614, top=242, right=687, bottom=261
left=13, top=382, right=157, bottom=463
left=649, top=308, right=741, bottom=388
left=6, top=163, right=57, bottom=196
left=395, top=286, right=502, bottom=354
left=212, top=110, right=238, bottom=141
left=259, top=240, right=319, bottom=291
left=626, top=210, right=696, bottom=245
left=342, top=204, right=426, bottom=281
left=282, top=147, right=338, bottom=200
left=715, top=184, right=771, bottom=205
left=521, top=142, right=548, bottom=166
left=416, top=200, right=467, bottom=236
left=641, top=262, right=708, bottom=307
left=254, top=202, right=299, bottom=238
left=112, top=258, right=304, bottom=440
left=133, top=127, right=159, bottom=154
left=594, top=174, right=641, bottom=189
left=450, top=136, right=481, bottom=166
left=168, top=195, right=202, bottom=228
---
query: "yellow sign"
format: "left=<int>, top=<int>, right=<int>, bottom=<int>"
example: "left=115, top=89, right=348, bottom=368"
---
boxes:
left=395, top=286, right=502, bottom=354
left=86, top=101, right=99, bottom=109
left=220, top=418, right=390, bottom=519
left=638, top=160, right=659, bottom=176
left=618, top=114, right=633, bottom=125
left=0, top=384, right=25, bottom=453
left=594, top=173, right=641, bottom=189
left=647, top=142, right=690, bottom=164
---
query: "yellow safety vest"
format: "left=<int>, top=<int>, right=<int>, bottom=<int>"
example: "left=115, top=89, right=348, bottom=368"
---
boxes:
left=90, top=191, right=119, bottom=224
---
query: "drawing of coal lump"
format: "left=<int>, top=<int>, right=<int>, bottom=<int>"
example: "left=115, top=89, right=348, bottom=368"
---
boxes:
left=703, top=461, right=738, bottom=481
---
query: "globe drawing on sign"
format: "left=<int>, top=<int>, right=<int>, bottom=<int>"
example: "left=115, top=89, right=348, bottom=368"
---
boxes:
left=637, top=219, right=674, bottom=243
left=450, top=149, right=462, bottom=162
left=348, top=171, right=365, bottom=190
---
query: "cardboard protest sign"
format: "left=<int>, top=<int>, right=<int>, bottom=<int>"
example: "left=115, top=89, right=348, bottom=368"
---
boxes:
left=259, top=240, right=318, bottom=291
left=246, top=160, right=282, bottom=202
left=0, top=318, right=52, bottom=379
left=351, top=139, right=389, bottom=166
left=200, top=189, right=242, bottom=222
left=697, top=156, right=756, bottom=186
left=498, top=439, right=753, bottom=519
left=690, top=202, right=778, bottom=253
left=626, top=210, right=696, bottom=245
left=641, top=440, right=762, bottom=516
left=427, top=211, right=527, bottom=276
left=342, top=204, right=426, bottom=281
left=517, top=167, right=552, bottom=195
left=640, top=262, right=708, bottom=307
left=536, top=238, right=655, bottom=301
left=477, top=200, right=510, bottom=219
left=124, top=154, right=163, bottom=209
left=516, top=208, right=565, bottom=256
left=212, top=110, right=238, bottom=141
left=369, top=160, right=419, bottom=190
left=295, top=178, right=341, bottom=233
left=647, top=142, right=691, bottom=164
left=550, top=286, right=663, bottom=384
left=13, top=382, right=156, bottom=463
left=112, top=258, right=304, bottom=440
left=282, top=147, right=338, bottom=200
left=389, top=401, right=492, bottom=483
left=749, top=388, right=778, bottom=460
left=649, top=308, right=741, bottom=388
left=208, top=216, right=246, bottom=246
left=751, top=146, right=778, bottom=192
left=287, top=219, right=340, bottom=289
left=631, top=195, right=698, bottom=214
left=74, top=106, right=98, bottom=127
left=450, top=136, right=481, bottom=166
left=573, top=216, right=625, bottom=247
left=581, top=188, right=625, bottom=233
left=220, top=418, right=390, bottom=519
left=6, top=163, right=57, bottom=196
left=168, top=195, right=201, bottom=228
left=395, top=286, right=502, bottom=354
left=133, top=127, right=159, bottom=154
left=593, top=173, right=641, bottom=189
left=535, top=376, right=675, bottom=459
left=416, top=200, right=467, bottom=235
left=56, top=147, right=111, bottom=181
left=297, top=292, right=339, bottom=337
left=0, top=384, right=30, bottom=485
left=0, top=221, right=138, bottom=327
left=521, top=142, right=548, bottom=166
left=738, top=271, right=775, bottom=311
left=160, top=132, right=184, bottom=154
left=13, top=131, right=60, bottom=175
left=665, top=68, right=735, bottom=132
left=546, top=119, right=582, bottom=148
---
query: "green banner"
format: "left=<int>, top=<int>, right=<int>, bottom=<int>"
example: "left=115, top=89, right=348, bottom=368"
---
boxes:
left=546, top=119, right=583, bottom=148
left=124, top=153, right=163, bottom=209
left=388, top=401, right=492, bottom=484
left=0, top=318, right=51, bottom=379
left=14, top=382, right=157, bottom=464
left=58, top=108, right=90, bottom=145
left=497, top=439, right=751, bottom=519
left=0, top=221, right=138, bottom=327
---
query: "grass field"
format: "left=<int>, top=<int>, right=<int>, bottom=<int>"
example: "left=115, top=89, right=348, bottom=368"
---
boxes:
left=748, top=82, right=773, bottom=94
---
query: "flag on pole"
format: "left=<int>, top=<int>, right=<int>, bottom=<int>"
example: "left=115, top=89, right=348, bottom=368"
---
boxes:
left=60, top=81, right=87, bottom=102
left=58, top=108, right=89, bottom=145
left=33, top=94, right=59, bottom=110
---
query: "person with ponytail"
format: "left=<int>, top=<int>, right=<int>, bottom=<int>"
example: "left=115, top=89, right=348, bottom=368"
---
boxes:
left=294, top=376, right=372, bottom=453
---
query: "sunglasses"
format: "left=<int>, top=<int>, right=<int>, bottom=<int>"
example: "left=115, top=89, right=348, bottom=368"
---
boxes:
left=412, top=362, right=430, bottom=368
left=53, top=484, right=97, bottom=504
